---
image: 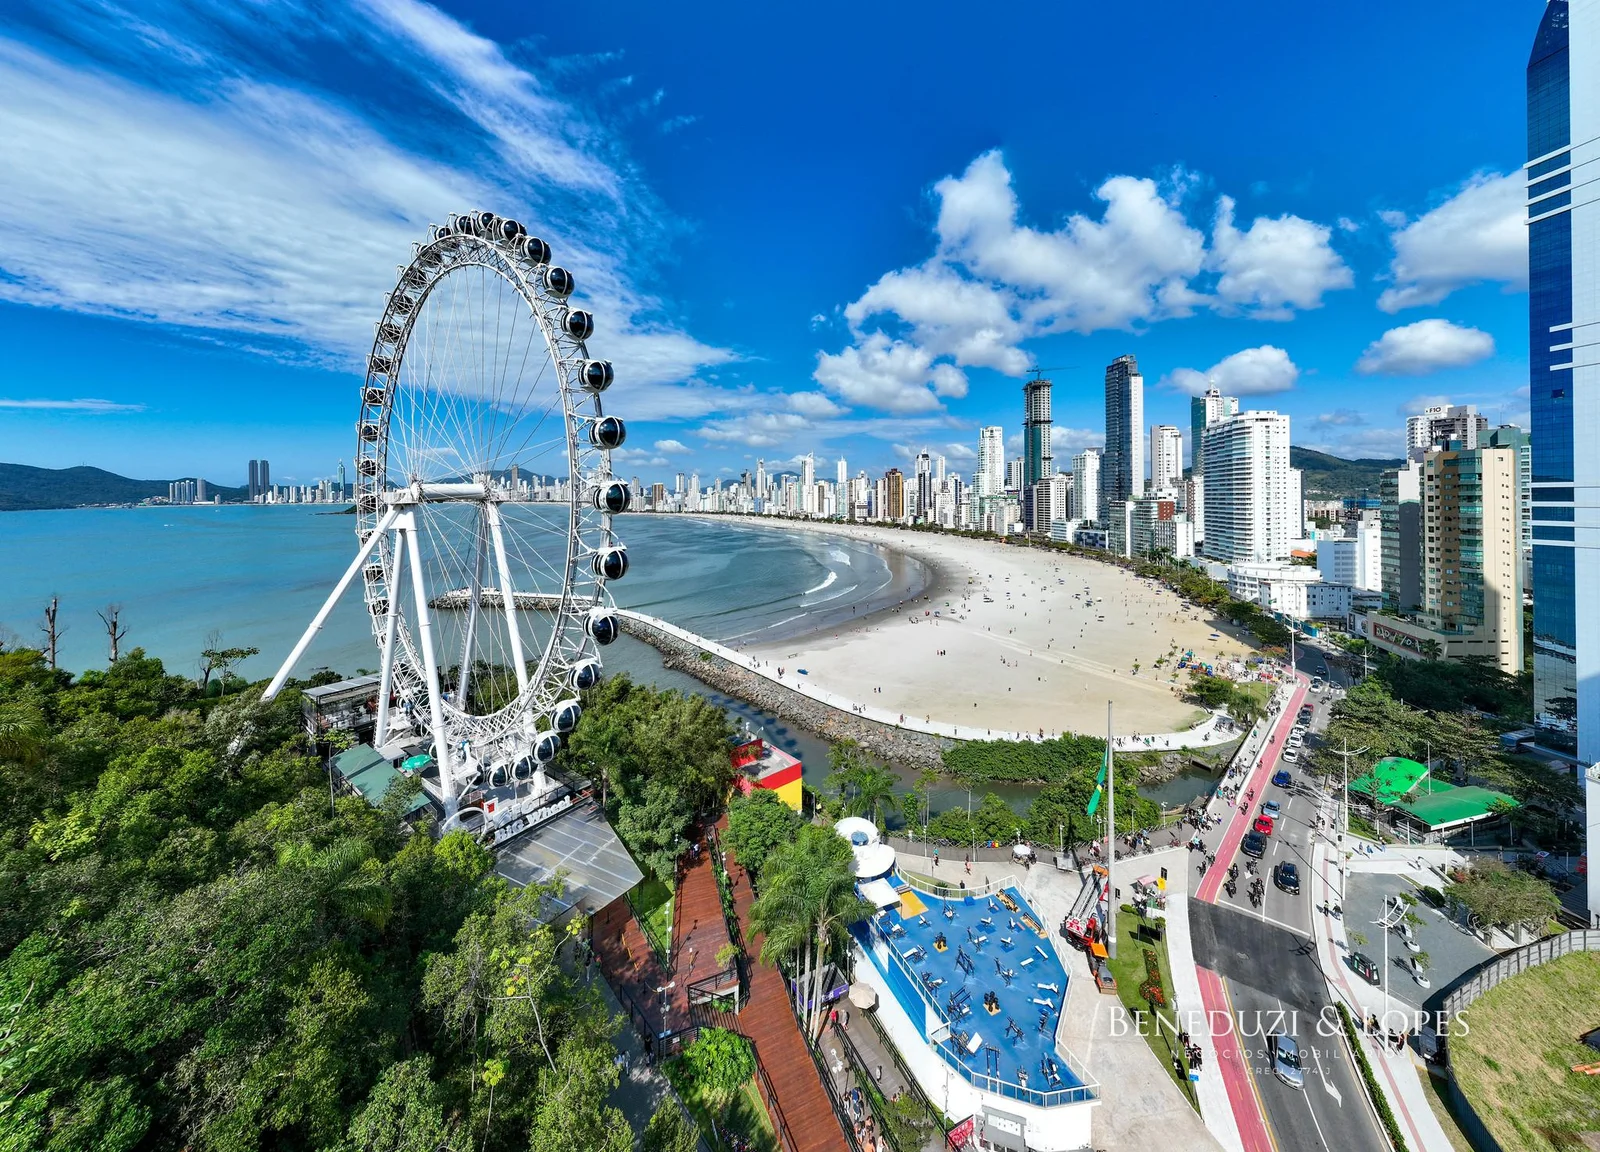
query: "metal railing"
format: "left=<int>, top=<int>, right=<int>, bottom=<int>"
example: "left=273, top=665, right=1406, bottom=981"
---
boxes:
left=897, top=870, right=1020, bottom=901
left=1442, top=929, right=1600, bottom=1017
left=829, top=1019, right=949, bottom=1152
left=625, top=885, right=675, bottom=973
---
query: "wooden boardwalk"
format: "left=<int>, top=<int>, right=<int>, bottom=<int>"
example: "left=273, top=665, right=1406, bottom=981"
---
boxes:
left=670, top=832, right=735, bottom=1007
left=717, top=818, right=850, bottom=1152
left=592, top=896, right=682, bottom=1038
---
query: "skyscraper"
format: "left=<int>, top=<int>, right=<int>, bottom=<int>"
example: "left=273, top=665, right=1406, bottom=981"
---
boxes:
left=801, top=453, right=815, bottom=514
left=837, top=457, right=847, bottom=487
left=1527, top=0, right=1588, bottom=756
left=1200, top=411, right=1293, bottom=563
left=1381, top=461, right=1425, bottom=613
left=1070, top=448, right=1102, bottom=524
left=915, top=450, right=933, bottom=520
left=1149, top=425, right=1182, bottom=493
left=247, top=459, right=271, bottom=501
left=1102, top=355, right=1143, bottom=510
left=1190, top=388, right=1239, bottom=474
left=1022, top=375, right=1053, bottom=529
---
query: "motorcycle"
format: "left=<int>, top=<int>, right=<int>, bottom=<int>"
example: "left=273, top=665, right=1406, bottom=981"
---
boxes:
left=1245, top=859, right=1257, bottom=875
left=1249, top=882, right=1264, bottom=908
left=1228, top=864, right=1239, bottom=883
left=1224, top=878, right=1237, bottom=898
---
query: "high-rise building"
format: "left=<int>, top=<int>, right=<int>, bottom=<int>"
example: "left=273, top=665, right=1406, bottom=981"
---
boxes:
left=1149, top=425, right=1182, bottom=493
left=247, top=459, right=271, bottom=501
left=915, top=450, right=933, bottom=520
left=1380, top=460, right=1425, bottom=613
left=1406, top=402, right=1490, bottom=461
left=1317, top=521, right=1382, bottom=592
left=801, top=454, right=815, bottom=514
left=1102, top=355, right=1144, bottom=510
left=1190, top=388, right=1239, bottom=475
left=1427, top=447, right=1523, bottom=671
left=1487, top=424, right=1533, bottom=592
left=1022, top=375, right=1053, bottom=529
left=1004, top=457, right=1024, bottom=491
left=837, top=457, right=847, bottom=487
left=1070, top=449, right=1102, bottom=524
left=1527, top=0, right=1590, bottom=758
left=1200, top=411, right=1293, bottom=563
left=883, top=468, right=906, bottom=522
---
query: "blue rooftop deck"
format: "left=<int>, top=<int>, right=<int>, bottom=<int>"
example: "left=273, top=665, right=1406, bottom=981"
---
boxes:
left=855, top=873, right=1094, bottom=1107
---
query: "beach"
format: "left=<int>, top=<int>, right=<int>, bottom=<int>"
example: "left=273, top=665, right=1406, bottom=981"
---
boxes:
left=716, top=518, right=1255, bottom=739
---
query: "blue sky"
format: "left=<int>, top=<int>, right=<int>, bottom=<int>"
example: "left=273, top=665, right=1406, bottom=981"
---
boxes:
left=0, top=0, right=1537, bottom=487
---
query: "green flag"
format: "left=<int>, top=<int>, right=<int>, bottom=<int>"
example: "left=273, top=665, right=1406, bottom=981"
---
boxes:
left=1086, top=786, right=1102, bottom=817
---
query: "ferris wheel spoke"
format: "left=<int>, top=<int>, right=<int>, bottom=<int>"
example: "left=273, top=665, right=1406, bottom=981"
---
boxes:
left=484, top=323, right=549, bottom=477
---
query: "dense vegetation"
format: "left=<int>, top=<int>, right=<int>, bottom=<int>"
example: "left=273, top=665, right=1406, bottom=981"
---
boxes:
left=0, top=462, right=247, bottom=510
left=0, top=646, right=666, bottom=1152
left=1311, top=677, right=1579, bottom=847
left=1288, top=446, right=1403, bottom=500
left=559, top=674, right=736, bottom=885
left=941, top=732, right=1106, bottom=786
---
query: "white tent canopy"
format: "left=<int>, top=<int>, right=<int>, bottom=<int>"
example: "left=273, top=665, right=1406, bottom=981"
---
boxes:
left=860, top=878, right=901, bottom=908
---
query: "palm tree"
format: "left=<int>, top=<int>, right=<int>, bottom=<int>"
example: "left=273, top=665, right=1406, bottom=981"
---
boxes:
left=749, top=824, right=872, bottom=1039
left=850, top=765, right=898, bottom=828
left=1420, top=638, right=1443, bottom=662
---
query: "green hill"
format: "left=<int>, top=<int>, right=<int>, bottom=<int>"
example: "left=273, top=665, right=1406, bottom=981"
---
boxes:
left=1290, top=447, right=1402, bottom=500
left=0, top=463, right=247, bottom=511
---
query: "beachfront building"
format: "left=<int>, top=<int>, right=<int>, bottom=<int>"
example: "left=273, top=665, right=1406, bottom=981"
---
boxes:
left=1069, top=448, right=1101, bottom=524
left=1149, top=424, right=1182, bottom=494
left=1101, top=355, right=1143, bottom=511
left=838, top=821, right=1098, bottom=1151
left=1023, top=375, right=1054, bottom=530
left=1365, top=444, right=1524, bottom=674
left=1486, top=424, right=1533, bottom=591
left=1199, top=410, right=1294, bottom=563
left=1032, top=473, right=1071, bottom=534
left=1228, top=561, right=1350, bottom=622
left=977, top=425, right=1006, bottom=528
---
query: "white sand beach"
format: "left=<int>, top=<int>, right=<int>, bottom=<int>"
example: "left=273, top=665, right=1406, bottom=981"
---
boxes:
left=729, top=520, right=1255, bottom=739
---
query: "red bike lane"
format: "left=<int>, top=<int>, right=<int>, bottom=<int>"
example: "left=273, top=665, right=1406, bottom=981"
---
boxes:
left=1197, top=966, right=1277, bottom=1152
left=1194, top=675, right=1308, bottom=905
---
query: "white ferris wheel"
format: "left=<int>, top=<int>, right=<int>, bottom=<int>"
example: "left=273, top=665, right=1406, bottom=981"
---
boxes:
left=265, top=210, right=631, bottom=828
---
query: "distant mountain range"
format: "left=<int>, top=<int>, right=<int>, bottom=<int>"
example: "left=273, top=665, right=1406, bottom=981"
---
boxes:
left=1289, top=447, right=1404, bottom=500
left=0, top=463, right=248, bottom=511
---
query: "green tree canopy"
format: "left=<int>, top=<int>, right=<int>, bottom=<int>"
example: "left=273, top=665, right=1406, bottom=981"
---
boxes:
left=724, top=788, right=803, bottom=882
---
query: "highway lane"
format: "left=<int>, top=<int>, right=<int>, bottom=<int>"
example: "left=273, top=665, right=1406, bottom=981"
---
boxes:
left=1191, top=901, right=1388, bottom=1152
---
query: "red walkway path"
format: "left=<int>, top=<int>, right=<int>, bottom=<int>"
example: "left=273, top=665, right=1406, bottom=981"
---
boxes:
left=718, top=819, right=850, bottom=1152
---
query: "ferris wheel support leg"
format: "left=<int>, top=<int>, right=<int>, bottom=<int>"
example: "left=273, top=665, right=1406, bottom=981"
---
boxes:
left=401, top=513, right=456, bottom=815
left=456, top=508, right=489, bottom=703
left=486, top=502, right=530, bottom=696
left=263, top=506, right=398, bottom=701
left=374, top=565, right=402, bottom=748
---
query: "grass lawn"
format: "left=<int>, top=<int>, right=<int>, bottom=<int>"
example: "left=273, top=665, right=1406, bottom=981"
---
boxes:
left=634, top=875, right=674, bottom=959
left=1418, top=1068, right=1477, bottom=1152
left=1236, top=680, right=1272, bottom=707
left=663, top=1063, right=777, bottom=1152
left=1452, top=951, right=1600, bottom=1152
left=1104, top=907, right=1199, bottom=1109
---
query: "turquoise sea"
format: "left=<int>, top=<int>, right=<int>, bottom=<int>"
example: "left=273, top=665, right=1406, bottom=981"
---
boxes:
left=0, top=506, right=1211, bottom=813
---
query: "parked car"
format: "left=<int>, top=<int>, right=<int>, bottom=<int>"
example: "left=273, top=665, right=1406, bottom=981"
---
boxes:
left=1271, top=1034, right=1305, bottom=1089
left=1282, top=747, right=1299, bottom=763
left=1349, top=952, right=1381, bottom=985
left=1253, top=814, right=1276, bottom=836
left=1275, top=861, right=1300, bottom=894
left=1241, top=831, right=1267, bottom=858
left=1272, top=769, right=1293, bottom=788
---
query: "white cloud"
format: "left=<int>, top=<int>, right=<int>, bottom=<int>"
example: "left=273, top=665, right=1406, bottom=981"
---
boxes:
left=818, top=150, right=1349, bottom=417
left=787, top=391, right=847, bottom=419
left=698, top=412, right=814, bottom=448
left=943, top=442, right=977, bottom=462
left=1316, top=409, right=1366, bottom=427
left=813, top=332, right=954, bottom=415
left=1050, top=426, right=1104, bottom=454
left=1377, top=173, right=1527, bottom=312
left=0, top=397, right=146, bottom=413
left=1209, top=196, right=1352, bottom=319
left=1356, top=319, right=1495, bottom=376
left=1163, top=345, right=1300, bottom=396
left=653, top=438, right=691, bottom=454
left=1298, top=425, right=1408, bottom=460
left=0, top=5, right=733, bottom=398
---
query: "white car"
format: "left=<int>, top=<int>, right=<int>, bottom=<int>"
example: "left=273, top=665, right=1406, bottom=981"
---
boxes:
left=1282, top=747, right=1300, bottom=763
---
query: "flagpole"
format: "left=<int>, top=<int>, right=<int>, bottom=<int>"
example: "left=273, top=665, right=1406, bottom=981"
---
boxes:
left=1106, top=700, right=1116, bottom=961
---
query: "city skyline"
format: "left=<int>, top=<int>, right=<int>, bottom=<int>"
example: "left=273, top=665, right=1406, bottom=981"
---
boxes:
left=0, top=1, right=1536, bottom=485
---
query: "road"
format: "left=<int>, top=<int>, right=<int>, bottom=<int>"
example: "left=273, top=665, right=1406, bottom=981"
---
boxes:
left=1190, top=648, right=1388, bottom=1152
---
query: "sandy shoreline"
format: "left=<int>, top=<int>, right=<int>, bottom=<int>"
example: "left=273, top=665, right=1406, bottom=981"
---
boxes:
left=687, top=516, right=1254, bottom=738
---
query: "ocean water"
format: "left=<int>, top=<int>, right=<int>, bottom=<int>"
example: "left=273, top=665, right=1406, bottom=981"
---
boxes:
left=0, top=506, right=923, bottom=681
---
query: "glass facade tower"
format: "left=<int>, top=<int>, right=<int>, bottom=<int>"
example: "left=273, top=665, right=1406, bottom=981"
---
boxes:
left=1528, top=0, right=1585, bottom=753
left=1022, top=377, right=1053, bottom=529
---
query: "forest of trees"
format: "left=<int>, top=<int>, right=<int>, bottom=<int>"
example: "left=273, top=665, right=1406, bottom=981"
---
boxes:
left=0, top=646, right=690, bottom=1152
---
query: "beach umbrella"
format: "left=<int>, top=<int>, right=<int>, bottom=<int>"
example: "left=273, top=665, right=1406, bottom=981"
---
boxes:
left=848, top=983, right=878, bottom=1011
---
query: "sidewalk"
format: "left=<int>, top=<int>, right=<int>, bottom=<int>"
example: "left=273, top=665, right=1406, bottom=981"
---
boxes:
left=1161, top=872, right=1244, bottom=1152
left=1310, top=837, right=1455, bottom=1152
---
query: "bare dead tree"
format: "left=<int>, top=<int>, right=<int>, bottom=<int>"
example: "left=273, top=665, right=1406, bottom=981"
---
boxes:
left=0, top=623, right=20, bottom=654
left=98, top=603, right=128, bottom=663
left=40, top=596, right=63, bottom=669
